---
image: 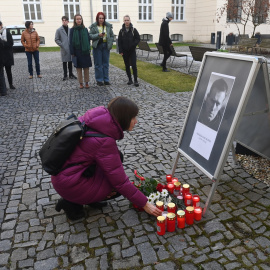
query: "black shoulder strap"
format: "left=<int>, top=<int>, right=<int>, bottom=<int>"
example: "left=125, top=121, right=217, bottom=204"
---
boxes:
left=84, top=127, right=109, bottom=138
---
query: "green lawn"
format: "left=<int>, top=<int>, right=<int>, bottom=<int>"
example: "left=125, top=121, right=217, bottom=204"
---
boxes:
left=110, top=52, right=196, bottom=93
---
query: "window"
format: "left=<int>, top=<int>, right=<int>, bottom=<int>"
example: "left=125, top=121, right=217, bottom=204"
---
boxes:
left=140, top=34, right=153, bottom=42
left=171, top=0, right=185, bottom=21
left=63, top=0, right=80, bottom=21
left=23, top=0, right=42, bottom=21
left=227, top=0, right=242, bottom=23
left=171, top=34, right=183, bottom=42
left=138, top=0, right=153, bottom=21
left=253, top=0, right=269, bottom=24
left=103, top=0, right=118, bottom=20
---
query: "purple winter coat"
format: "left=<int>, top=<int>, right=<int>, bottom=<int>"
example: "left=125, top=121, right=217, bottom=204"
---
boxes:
left=51, top=106, right=148, bottom=208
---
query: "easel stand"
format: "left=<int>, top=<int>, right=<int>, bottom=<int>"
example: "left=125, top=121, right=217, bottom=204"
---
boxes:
left=171, top=52, right=270, bottom=217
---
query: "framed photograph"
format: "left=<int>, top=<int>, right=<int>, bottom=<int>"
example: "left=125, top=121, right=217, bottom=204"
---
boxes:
left=177, top=52, right=261, bottom=179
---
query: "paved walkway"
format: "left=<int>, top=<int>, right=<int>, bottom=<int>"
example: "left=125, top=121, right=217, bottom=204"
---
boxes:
left=0, top=50, right=270, bottom=270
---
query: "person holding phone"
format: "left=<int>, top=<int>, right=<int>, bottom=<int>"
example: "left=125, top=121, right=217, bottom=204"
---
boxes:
left=89, top=12, right=114, bottom=86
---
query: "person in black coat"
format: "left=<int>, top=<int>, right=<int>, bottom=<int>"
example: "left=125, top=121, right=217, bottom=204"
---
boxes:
left=0, top=39, right=7, bottom=96
left=0, top=21, right=15, bottom=89
left=118, top=15, right=140, bottom=87
left=158, top=12, right=173, bottom=72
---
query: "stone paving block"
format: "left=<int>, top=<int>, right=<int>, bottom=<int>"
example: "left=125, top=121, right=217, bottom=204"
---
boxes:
left=34, top=257, right=59, bottom=270
left=154, top=261, right=177, bottom=270
left=137, top=241, right=158, bottom=264
left=112, top=255, right=141, bottom=269
left=0, top=253, right=9, bottom=265
left=122, top=246, right=137, bottom=258
left=85, top=258, right=99, bottom=269
left=70, top=246, right=90, bottom=264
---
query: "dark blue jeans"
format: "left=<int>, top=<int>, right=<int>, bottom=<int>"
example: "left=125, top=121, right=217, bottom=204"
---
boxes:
left=26, top=51, right=40, bottom=76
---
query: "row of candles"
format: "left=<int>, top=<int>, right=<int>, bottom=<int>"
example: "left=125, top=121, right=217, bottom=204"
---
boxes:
left=156, top=174, right=203, bottom=236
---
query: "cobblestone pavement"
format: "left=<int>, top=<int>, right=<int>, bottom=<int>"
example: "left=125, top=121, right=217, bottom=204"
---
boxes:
left=0, top=51, right=270, bottom=270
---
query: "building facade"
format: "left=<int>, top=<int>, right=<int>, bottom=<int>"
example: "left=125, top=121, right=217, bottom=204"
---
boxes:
left=0, top=0, right=269, bottom=47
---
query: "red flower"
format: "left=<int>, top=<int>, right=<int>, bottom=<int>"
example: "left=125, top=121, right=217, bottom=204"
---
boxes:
left=140, top=177, right=145, bottom=181
left=156, top=183, right=163, bottom=192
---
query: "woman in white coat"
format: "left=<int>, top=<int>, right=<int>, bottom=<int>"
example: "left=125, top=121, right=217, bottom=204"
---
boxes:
left=55, top=16, right=77, bottom=81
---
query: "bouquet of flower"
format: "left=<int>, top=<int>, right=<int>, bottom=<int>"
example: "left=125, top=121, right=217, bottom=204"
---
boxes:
left=133, top=170, right=172, bottom=209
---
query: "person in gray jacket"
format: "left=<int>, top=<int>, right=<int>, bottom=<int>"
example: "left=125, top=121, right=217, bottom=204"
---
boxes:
left=55, top=16, right=77, bottom=81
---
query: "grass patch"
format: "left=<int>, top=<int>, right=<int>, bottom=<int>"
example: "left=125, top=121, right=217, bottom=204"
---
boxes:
left=110, top=52, right=196, bottom=93
left=39, top=46, right=60, bottom=52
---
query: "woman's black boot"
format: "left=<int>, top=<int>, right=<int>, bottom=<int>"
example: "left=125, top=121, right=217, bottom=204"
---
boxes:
left=55, top=198, right=85, bottom=221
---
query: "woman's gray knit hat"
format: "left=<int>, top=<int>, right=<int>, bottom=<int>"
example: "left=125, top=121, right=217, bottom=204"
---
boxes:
left=166, top=12, right=173, bottom=18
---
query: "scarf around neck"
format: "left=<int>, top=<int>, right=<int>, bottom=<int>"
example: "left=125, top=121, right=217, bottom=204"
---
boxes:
left=72, top=25, right=90, bottom=55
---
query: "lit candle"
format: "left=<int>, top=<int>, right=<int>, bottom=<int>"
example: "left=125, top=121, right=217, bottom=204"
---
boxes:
left=184, top=193, right=192, bottom=207
left=166, top=213, right=176, bottom=232
left=156, top=201, right=164, bottom=211
left=173, top=182, right=181, bottom=196
left=185, top=206, right=194, bottom=225
left=172, top=177, right=178, bottom=184
left=167, top=202, right=176, bottom=213
left=177, top=210, right=185, bottom=229
left=157, top=216, right=166, bottom=235
left=167, top=183, right=174, bottom=194
left=194, top=207, right=202, bottom=221
left=193, top=195, right=200, bottom=208
left=166, top=174, right=172, bottom=183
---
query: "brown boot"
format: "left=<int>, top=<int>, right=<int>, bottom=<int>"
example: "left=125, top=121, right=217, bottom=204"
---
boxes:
left=79, top=83, right=84, bottom=89
left=85, top=82, right=89, bottom=89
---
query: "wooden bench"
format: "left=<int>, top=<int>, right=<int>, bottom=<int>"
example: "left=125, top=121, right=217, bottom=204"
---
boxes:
left=254, top=38, right=270, bottom=55
left=230, top=38, right=257, bottom=54
left=137, top=41, right=158, bottom=60
left=188, top=46, right=217, bottom=73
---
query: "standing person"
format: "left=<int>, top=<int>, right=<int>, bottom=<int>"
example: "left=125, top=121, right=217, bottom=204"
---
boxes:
left=52, top=96, right=162, bottom=220
left=55, top=16, right=77, bottom=81
left=118, top=15, right=140, bottom=87
left=0, top=21, right=15, bottom=89
left=0, top=39, right=7, bottom=96
left=89, top=12, right=114, bottom=86
left=21, top=21, right=42, bottom=79
left=159, top=12, right=173, bottom=72
left=69, top=14, right=92, bottom=89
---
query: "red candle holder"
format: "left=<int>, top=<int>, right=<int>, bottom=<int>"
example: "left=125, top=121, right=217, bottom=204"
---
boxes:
left=166, top=174, right=172, bottom=183
left=167, top=183, right=174, bottom=194
left=167, top=203, right=176, bottom=213
left=172, top=177, right=178, bottom=184
left=177, top=210, right=185, bottom=229
left=173, top=182, right=181, bottom=196
left=194, top=207, right=202, bottom=221
left=166, top=213, right=176, bottom=232
left=156, top=201, right=164, bottom=211
left=182, top=184, right=190, bottom=198
left=193, top=195, right=200, bottom=208
left=184, top=193, right=192, bottom=207
left=157, top=216, right=166, bottom=235
left=185, top=206, right=194, bottom=225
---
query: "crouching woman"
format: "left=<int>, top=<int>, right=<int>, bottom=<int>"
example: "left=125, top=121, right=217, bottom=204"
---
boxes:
left=52, top=96, right=162, bottom=220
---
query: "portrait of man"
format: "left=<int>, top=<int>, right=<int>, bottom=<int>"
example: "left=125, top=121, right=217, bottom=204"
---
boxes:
left=198, top=78, right=229, bottom=131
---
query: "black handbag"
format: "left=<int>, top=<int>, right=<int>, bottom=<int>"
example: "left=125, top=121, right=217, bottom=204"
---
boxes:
left=39, top=114, right=108, bottom=176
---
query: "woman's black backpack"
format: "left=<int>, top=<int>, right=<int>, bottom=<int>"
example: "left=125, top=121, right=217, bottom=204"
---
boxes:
left=39, top=114, right=108, bottom=176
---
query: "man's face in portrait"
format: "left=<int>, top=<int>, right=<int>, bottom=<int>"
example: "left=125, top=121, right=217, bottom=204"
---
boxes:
left=205, top=87, right=226, bottom=122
